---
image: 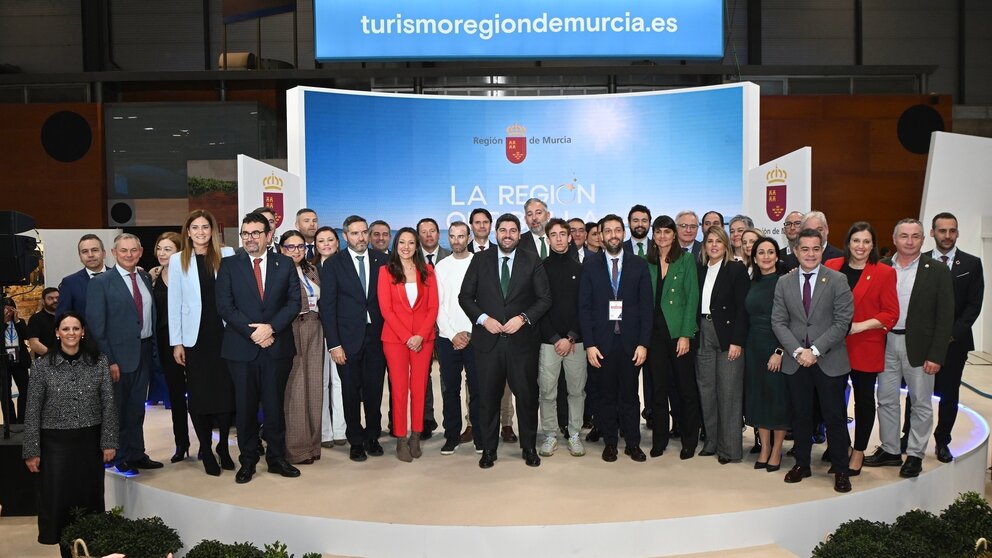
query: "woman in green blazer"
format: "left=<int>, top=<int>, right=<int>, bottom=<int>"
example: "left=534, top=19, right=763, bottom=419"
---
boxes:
left=646, top=215, right=701, bottom=460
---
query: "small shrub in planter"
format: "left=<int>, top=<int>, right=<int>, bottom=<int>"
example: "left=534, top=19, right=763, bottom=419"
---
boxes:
left=185, top=539, right=264, bottom=558
left=943, top=491, right=992, bottom=548
left=887, top=508, right=964, bottom=558
left=811, top=519, right=891, bottom=558
left=59, top=506, right=183, bottom=558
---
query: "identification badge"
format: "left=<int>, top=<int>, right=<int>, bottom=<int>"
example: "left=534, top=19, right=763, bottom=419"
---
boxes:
left=308, top=295, right=318, bottom=312
left=6, top=346, right=18, bottom=364
left=609, top=300, right=623, bottom=321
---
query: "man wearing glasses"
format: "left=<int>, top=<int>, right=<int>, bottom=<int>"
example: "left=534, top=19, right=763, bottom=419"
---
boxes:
left=780, top=211, right=804, bottom=258
left=675, top=211, right=702, bottom=257
left=216, top=212, right=302, bottom=483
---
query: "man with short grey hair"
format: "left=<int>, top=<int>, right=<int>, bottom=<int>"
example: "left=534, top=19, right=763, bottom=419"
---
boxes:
left=675, top=210, right=702, bottom=257
left=520, top=198, right=551, bottom=259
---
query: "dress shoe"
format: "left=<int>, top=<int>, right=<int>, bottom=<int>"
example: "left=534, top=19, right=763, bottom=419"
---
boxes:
left=812, top=433, right=827, bottom=445
left=459, top=426, right=473, bottom=443
left=131, top=457, right=164, bottom=469
left=935, top=444, right=954, bottom=463
left=863, top=447, right=903, bottom=467
left=115, top=462, right=139, bottom=475
left=699, top=449, right=716, bottom=457
left=268, top=459, right=301, bottom=478
left=625, top=446, right=647, bottom=462
left=602, top=444, right=618, bottom=462
left=501, top=426, right=518, bottom=443
left=680, top=448, right=695, bottom=460
left=235, top=464, right=255, bottom=484
left=321, top=441, right=336, bottom=449
left=650, top=447, right=664, bottom=458
left=585, top=427, right=602, bottom=443
left=170, top=445, right=190, bottom=463
left=349, top=445, right=368, bottom=462
left=365, top=439, right=385, bottom=457
left=899, top=456, right=923, bottom=478
left=783, top=465, right=812, bottom=483
left=202, top=454, right=221, bottom=477
left=217, top=444, right=236, bottom=470
left=479, top=449, right=497, bottom=469
left=834, top=472, right=852, bottom=493
left=718, top=456, right=736, bottom=465
left=522, top=448, right=541, bottom=467
left=334, top=439, right=347, bottom=446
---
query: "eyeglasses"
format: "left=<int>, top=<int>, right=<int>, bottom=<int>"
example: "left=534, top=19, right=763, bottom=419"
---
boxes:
left=784, top=221, right=802, bottom=228
left=677, top=223, right=699, bottom=230
left=282, top=244, right=306, bottom=252
left=239, top=230, right=265, bottom=239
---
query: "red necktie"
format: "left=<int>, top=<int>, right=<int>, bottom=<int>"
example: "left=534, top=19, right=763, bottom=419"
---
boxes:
left=129, top=272, right=143, bottom=330
left=253, top=258, right=264, bottom=300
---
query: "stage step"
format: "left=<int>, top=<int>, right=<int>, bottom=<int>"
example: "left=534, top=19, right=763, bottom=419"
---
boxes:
left=668, top=544, right=799, bottom=558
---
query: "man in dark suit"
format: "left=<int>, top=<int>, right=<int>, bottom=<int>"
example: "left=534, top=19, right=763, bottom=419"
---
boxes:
left=579, top=214, right=653, bottom=463
left=781, top=211, right=843, bottom=271
left=57, top=234, right=107, bottom=318
left=519, top=198, right=551, bottom=258
left=771, top=228, right=855, bottom=493
left=86, top=233, right=162, bottom=474
left=319, top=215, right=389, bottom=462
left=370, top=219, right=392, bottom=253
left=216, top=212, right=302, bottom=483
left=675, top=210, right=703, bottom=257
left=458, top=213, right=552, bottom=468
left=468, top=208, right=493, bottom=253
left=865, top=218, right=953, bottom=478
left=902, top=212, right=984, bottom=463
left=623, top=205, right=652, bottom=257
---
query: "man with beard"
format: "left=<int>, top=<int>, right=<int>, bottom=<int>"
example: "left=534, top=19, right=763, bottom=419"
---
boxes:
left=459, top=213, right=551, bottom=468
left=519, top=198, right=551, bottom=259
left=779, top=211, right=804, bottom=258
left=580, top=214, right=653, bottom=462
left=294, top=208, right=319, bottom=260
left=623, top=204, right=655, bottom=431
left=27, top=287, right=60, bottom=357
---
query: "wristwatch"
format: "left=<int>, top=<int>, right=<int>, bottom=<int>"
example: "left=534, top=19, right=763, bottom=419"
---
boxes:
left=774, top=348, right=784, bottom=356
left=519, top=313, right=530, bottom=325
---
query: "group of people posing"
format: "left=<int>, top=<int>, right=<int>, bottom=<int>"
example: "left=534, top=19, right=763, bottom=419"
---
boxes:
left=13, top=199, right=984, bottom=552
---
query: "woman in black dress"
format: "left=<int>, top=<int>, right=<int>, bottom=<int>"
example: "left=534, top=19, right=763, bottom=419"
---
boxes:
left=168, top=209, right=236, bottom=476
left=23, top=312, right=117, bottom=558
left=149, top=231, right=190, bottom=462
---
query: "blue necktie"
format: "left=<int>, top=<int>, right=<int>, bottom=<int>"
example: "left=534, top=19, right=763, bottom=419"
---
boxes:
left=357, top=255, right=367, bottom=297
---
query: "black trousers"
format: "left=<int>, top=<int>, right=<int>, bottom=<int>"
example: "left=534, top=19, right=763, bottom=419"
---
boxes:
left=228, top=351, right=291, bottom=466
left=476, top=336, right=539, bottom=452
left=437, top=337, right=480, bottom=443
left=849, top=370, right=878, bottom=451
left=648, top=328, right=700, bottom=452
left=595, top=335, right=641, bottom=447
left=156, top=332, right=190, bottom=447
left=786, top=364, right=850, bottom=471
left=338, top=328, right=387, bottom=446
left=2, top=362, right=28, bottom=423
left=903, top=341, right=969, bottom=446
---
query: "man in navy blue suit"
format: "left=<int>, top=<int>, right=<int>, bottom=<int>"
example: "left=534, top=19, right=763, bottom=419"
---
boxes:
left=580, top=214, right=653, bottom=463
left=86, top=233, right=162, bottom=474
left=319, top=214, right=389, bottom=462
left=57, top=234, right=108, bottom=318
left=216, top=212, right=302, bottom=484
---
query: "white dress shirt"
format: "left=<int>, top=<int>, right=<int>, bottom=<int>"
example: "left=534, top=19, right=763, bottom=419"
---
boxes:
left=115, top=265, right=153, bottom=339
left=435, top=254, right=474, bottom=340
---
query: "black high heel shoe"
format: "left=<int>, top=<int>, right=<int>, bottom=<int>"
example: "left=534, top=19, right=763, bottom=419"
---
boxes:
left=202, top=450, right=221, bottom=476
left=217, top=442, right=236, bottom=471
left=171, top=445, right=189, bottom=463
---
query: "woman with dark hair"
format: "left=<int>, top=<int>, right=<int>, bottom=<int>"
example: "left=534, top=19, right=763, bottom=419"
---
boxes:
left=825, top=221, right=898, bottom=474
left=312, top=226, right=347, bottom=447
left=22, top=312, right=117, bottom=557
left=377, top=227, right=439, bottom=462
left=168, top=209, right=236, bottom=476
left=646, top=215, right=701, bottom=459
left=280, top=229, right=325, bottom=464
left=149, top=231, right=189, bottom=462
left=696, top=226, right=750, bottom=464
left=744, top=237, right=790, bottom=472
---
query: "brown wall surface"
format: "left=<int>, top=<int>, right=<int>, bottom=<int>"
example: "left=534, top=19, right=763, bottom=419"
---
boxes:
left=760, top=95, right=953, bottom=253
left=1, top=103, right=105, bottom=229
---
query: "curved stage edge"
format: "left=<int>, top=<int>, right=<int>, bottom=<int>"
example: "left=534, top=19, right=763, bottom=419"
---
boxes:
left=106, top=400, right=989, bottom=558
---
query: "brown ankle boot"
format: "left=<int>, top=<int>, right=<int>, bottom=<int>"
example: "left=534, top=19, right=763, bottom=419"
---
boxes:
left=409, top=433, right=422, bottom=458
left=396, top=437, right=412, bottom=462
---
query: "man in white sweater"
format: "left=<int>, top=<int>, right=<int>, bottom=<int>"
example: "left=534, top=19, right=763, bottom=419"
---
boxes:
left=434, top=221, right=481, bottom=454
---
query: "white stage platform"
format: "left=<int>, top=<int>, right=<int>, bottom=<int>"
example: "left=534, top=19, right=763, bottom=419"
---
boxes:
left=106, top=397, right=989, bottom=558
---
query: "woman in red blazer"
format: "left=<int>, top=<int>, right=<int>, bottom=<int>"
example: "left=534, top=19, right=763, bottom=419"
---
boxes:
left=377, top=227, right=439, bottom=462
left=825, top=221, right=898, bottom=474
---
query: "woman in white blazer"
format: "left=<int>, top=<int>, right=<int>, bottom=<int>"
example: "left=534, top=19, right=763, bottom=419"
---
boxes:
left=168, top=209, right=236, bottom=476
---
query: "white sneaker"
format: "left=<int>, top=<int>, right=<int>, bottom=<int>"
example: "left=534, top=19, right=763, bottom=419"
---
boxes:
left=568, top=434, right=586, bottom=457
left=539, top=435, right=558, bottom=457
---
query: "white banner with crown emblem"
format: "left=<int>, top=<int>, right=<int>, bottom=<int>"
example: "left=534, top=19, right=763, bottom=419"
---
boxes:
left=237, top=155, right=303, bottom=242
left=744, top=147, right=812, bottom=250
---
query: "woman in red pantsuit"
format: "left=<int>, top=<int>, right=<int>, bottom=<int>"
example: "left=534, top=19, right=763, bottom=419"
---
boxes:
left=377, top=227, right=439, bottom=462
left=825, top=221, right=899, bottom=474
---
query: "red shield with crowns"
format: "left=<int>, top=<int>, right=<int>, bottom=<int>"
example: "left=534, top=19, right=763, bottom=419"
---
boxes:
left=765, top=165, right=787, bottom=221
left=506, top=123, right=527, bottom=164
left=262, top=172, right=285, bottom=227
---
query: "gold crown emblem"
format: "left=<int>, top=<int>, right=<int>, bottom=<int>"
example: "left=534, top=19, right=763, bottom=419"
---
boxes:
left=766, top=166, right=787, bottom=184
left=263, top=173, right=283, bottom=191
left=506, top=123, right=527, bottom=137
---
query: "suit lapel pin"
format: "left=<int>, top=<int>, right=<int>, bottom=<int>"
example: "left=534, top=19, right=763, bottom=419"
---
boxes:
left=571, top=275, right=576, bottom=280
left=866, top=275, right=871, bottom=281
left=924, top=263, right=929, bottom=268
left=820, top=277, right=826, bottom=283
left=955, top=260, right=960, bottom=265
